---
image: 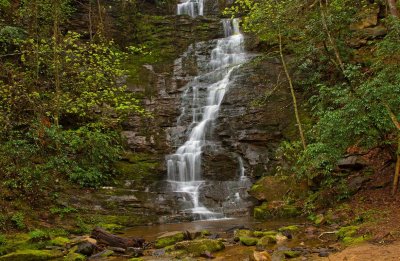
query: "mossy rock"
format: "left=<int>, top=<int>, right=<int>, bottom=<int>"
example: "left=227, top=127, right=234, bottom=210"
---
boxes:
left=128, top=258, right=144, bottom=261
left=283, top=250, right=301, bottom=258
left=239, top=237, right=258, bottom=246
left=173, top=239, right=225, bottom=257
left=65, top=252, right=86, bottom=261
left=257, top=235, right=277, bottom=248
left=155, top=231, right=186, bottom=248
left=49, top=237, right=70, bottom=247
left=98, top=223, right=124, bottom=232
left=342, top=235, right=369, bottom=246
left=200, top=230, right=211, bottom=236
left=254, top=203, right=300, bottom=220
left=337, top=226, right=359, bottom=238
left=249, top=176, right=290, bottom=201
left=278, top=225, right=299, bottom=233
left=233, top=229, right=253, bottom=241
left=0, top=249, right=63, bottom=261
left=253, top=231, right=277, bottom=238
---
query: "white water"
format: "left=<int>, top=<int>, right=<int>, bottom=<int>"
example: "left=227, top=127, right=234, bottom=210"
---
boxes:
left=167, top=19, right=248, bottom=220
left=177, top=0, right=204, bottom=17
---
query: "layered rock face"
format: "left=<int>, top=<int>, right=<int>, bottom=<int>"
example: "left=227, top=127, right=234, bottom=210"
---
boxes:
left=65, top=1, right=299, bottom=223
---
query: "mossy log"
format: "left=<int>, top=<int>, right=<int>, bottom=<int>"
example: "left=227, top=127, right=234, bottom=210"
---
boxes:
left=91, top=227, right=144, bottom=248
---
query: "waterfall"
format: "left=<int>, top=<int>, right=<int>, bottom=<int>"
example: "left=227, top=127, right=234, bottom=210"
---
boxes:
left=177, top=0, right=204, bottom=17
left=166, top=18, right=248, bottom=220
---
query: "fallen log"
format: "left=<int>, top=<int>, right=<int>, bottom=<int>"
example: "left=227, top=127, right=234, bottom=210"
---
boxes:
left=91, top=227, right=144, bottom=249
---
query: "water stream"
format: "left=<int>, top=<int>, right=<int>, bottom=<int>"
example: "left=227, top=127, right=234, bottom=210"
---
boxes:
left=166, top=18, right=249, bottom=220
left=177, top=0, right=204, bottom=17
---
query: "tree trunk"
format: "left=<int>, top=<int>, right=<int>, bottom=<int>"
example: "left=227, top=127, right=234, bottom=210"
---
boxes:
left=385, top=104, right=400, bottom=195
left=53, top=0, right=61, bottom=128
left=319, top=0, right=345, bottom=73
left=278, top=29, right=307, bottom=150
left=91, top=227, right=144, bottom=248
left=388, top=0, right=399, bottom=17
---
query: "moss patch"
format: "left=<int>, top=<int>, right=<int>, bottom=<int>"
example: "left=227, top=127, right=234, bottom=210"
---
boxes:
left=283, top=250, right=301, bottom=258
left=337, top=226, right=359, bottom=238
left=254, top=203, right=301, bottom=220
left=0, top=249, right=63, bottom=261
left=155, top=232, right=185, bottom=248
left=257, top=235, right=277, bottom=248
left=173, top=239, right=225, bottom=257
left=49, top=236, right=70, bottom=247
left=278, top=225, right=299, bottom=233
left=239, top=237, right=258, bottom=246
left=253, top=231, right=277, bottom=238
left=233, top=230, right=253, bottom=241
left=65, top=252, right=86, bottom=261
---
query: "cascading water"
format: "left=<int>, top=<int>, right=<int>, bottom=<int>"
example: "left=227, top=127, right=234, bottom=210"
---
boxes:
left=166, top=19, right=249, bottom=220
left=177, top=0, right=204, bottom=17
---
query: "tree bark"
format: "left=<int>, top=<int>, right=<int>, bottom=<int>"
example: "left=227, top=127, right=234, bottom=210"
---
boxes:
left=278, top=29, right=307, bottom=150
left=388, top=0, right=399, bottom=17
left=91, top=227, right=144, bottom=248
left=385, top=104, right=400, bottom=195
left=319, top=0, right=345, bottom=73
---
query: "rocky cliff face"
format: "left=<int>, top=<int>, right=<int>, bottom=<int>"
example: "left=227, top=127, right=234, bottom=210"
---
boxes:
left=65, top=0, right=300, bottom=224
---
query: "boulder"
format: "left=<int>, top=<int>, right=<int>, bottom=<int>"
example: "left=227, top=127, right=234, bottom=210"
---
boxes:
left=254, top=202, right=300, bottom=220
left=76, top=241, right=97, bottom=256
left=155, top=231, right=187, bottom=248
left=337, top=155, right=368, bottom=170
left=233, top=230, right=253, bottom=241
left=251, top=251, right=272, bottom=261
left=239, top=237, right=258, bottom=246
left=249, top=176, right=290, bottom=201
left=257, top=235, right=277, bottom=249
left=173, top=239, right=225, bottom=257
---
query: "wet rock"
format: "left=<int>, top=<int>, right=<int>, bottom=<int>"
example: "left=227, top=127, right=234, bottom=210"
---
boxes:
left=318, top=251, right=330, bottom=257
left=283, top=250, right=301, bottom=258
left=108, top=247, right=125, bottom=253
left=253, top=231, right=277, bottom=238
left=278, top=225, right=299, bottom=233
left=76, top=241, right=97, bottom=256
left=251, top=251, right=272, bottom=261
left=257, top=235, right=277, bottom=249
left=88, top=249, right=114, bottom=259
left=155, top=231, right=186, bottom=248
left=126, top=247, right=143, bottom=257
left=152, top=249, right=166, bottom=257
left=201, top=250, right=214, bottom=258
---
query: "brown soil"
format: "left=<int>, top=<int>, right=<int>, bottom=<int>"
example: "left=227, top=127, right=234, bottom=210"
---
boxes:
left=314, top=241, right=400, bottom=260
left=336, top=147, right=400, bottom=242
left=314, top=147, right=400, bottom=260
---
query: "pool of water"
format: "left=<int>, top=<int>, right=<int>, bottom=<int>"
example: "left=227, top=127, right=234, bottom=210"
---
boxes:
left=122, top=217, right=306, bottom=241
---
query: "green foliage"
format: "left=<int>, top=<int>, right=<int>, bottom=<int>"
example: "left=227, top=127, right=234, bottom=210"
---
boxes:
left=29, top=229, right=51, bottom=242
left=11, top=213, right=25, bottom=230
left=50, top=206, right=77, bottom=219
left=0, top=234, right=6, bottom=245
left=232, top=0, right=399, bottom=207
left=0, top=1, right=146, bottom=201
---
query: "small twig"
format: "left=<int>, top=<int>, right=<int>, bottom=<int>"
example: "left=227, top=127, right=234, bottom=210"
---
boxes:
left=318, top=231, right=338, bottom=240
